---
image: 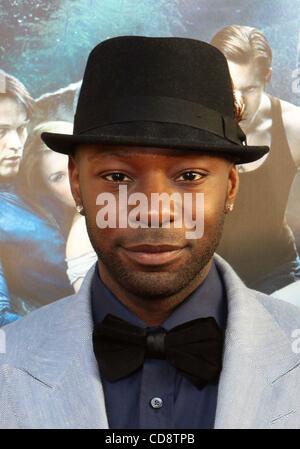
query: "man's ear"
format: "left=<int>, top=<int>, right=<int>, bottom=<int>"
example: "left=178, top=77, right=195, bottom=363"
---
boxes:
left=265, top=67, right=272, bottom=84
left=226, top=163, right=239, bottom=206
left=68, top=155, right=82, bottom=206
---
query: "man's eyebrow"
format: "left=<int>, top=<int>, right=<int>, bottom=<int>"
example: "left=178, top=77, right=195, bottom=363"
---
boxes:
left=0, top=119, right=30, bottom=127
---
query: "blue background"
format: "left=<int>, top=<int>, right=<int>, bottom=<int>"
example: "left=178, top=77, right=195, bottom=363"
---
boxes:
left=1, top=0, right=300, bottom=103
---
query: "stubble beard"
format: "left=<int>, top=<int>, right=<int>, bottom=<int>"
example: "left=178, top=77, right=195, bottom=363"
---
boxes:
left=85, top=211, right=226, bottom=300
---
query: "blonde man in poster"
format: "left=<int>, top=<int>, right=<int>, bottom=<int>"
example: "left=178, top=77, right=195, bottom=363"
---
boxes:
left=211, top=25, right=300, bottom=294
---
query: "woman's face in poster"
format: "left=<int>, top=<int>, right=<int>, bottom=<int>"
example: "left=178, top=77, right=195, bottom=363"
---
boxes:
left=227, top=59, right=266, bottom=130
left=40, top=149, right=75, bottom=209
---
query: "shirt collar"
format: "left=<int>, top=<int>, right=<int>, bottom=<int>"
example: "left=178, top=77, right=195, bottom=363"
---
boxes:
left=91, top=259, right=227, bottom=331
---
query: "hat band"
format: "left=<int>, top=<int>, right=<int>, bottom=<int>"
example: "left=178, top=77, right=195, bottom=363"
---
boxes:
left=75, top=95, right=246, bottom=145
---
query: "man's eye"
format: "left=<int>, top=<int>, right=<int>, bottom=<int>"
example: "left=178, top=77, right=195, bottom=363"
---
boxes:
left=103, top=172, right=132, bottom=182
left=175, top=171, right=206, bottom=181
left=0, top=128, right=7, bottom=138
left=246, top=87, right=258, bottom=93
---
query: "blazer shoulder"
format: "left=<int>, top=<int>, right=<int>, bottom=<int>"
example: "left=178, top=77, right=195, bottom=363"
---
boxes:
left=0, top=264, right=95, bottom=368
left=255, top=289, right=300, bottom=335
left=0, top=293, right=77, bottom=364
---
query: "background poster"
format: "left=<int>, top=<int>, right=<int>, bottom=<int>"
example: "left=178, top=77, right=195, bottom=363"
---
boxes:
left=1, top=0, right=300, bottom=325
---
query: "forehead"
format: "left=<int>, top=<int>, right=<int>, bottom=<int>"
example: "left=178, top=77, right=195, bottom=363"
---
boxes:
left=42, top=149, right=68, bottom=170
left=0, top=95, right=27, bottom=124
left=227, top=59, right=263, bottom=90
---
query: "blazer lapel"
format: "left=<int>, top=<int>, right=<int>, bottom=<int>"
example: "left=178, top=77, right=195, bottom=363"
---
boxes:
left=214, top=255, right=300, bottom=429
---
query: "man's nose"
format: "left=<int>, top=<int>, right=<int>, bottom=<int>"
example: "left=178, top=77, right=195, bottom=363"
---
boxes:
left=5, top=130, right=23, bottom=153
left=129, top=173, right=181, bottom=228
left=235, top=88, right=245, bottom=102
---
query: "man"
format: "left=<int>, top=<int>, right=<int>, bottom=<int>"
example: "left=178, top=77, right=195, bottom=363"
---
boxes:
left=0, top=70, right=31, bottom=180
left=211, top=25, right=300, bottom=293
left=0, top=71, right=73, bottom=325
left=0, top=36, right=300, bottom=429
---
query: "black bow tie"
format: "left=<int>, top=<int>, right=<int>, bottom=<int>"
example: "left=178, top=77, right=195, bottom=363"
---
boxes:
left=93, top=314, right=223, bottom=389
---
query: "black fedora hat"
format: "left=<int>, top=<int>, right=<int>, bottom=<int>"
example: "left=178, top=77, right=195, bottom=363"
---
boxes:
left=41, top=36, right=269, bottom=163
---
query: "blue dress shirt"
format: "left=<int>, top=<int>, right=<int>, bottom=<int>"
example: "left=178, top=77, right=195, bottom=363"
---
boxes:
left=91, top=260, right=227, bottom=429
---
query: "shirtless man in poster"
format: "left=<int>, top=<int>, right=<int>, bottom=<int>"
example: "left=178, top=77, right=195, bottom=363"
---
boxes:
left=211, top=25, right=300, bottom=293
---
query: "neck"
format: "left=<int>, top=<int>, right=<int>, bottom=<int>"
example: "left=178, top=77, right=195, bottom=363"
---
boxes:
left=98, top=259, right=212, bottom=326
left=0, top=177, right=15, bottom=190
left=240, top=93, right=271, bottom=135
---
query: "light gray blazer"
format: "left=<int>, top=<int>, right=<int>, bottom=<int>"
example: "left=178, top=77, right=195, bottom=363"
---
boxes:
left=1, top=254, right=300, bottom=429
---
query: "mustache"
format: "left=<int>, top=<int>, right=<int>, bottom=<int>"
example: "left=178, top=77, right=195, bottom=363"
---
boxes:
left=114, top=228, right=190, bottom=247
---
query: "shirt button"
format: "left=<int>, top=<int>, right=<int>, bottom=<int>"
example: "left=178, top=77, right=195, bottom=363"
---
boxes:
left=150, top=397, right=163, bottom=409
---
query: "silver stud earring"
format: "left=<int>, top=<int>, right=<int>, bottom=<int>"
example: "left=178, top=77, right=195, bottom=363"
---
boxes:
left=225, top=203, right=234, bottom=213
left=76, top=204, right=84, bottom=215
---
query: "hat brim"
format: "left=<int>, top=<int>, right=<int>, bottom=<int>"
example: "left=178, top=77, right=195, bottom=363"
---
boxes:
left=41, top=122, right=269, bottom=164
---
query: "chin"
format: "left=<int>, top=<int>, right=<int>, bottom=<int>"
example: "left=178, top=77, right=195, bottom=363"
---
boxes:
left=0, top=169, right=19, bottom=179
left=115, top=269, right=197, bottom=300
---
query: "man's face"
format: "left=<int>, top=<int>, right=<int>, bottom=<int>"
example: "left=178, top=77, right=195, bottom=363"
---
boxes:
left=69, top=145, right=238, bottom=299
left=0, top=96, right=28, bottom=179
left=227, top=59, right=267, bottom=130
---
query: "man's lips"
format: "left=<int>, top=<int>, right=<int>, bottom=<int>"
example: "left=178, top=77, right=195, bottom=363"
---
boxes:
left=2, top=156, right=21, bottom=163
left=124, top=244, right=184, bottom=253
left=120, top=244, right=187, bottom=265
